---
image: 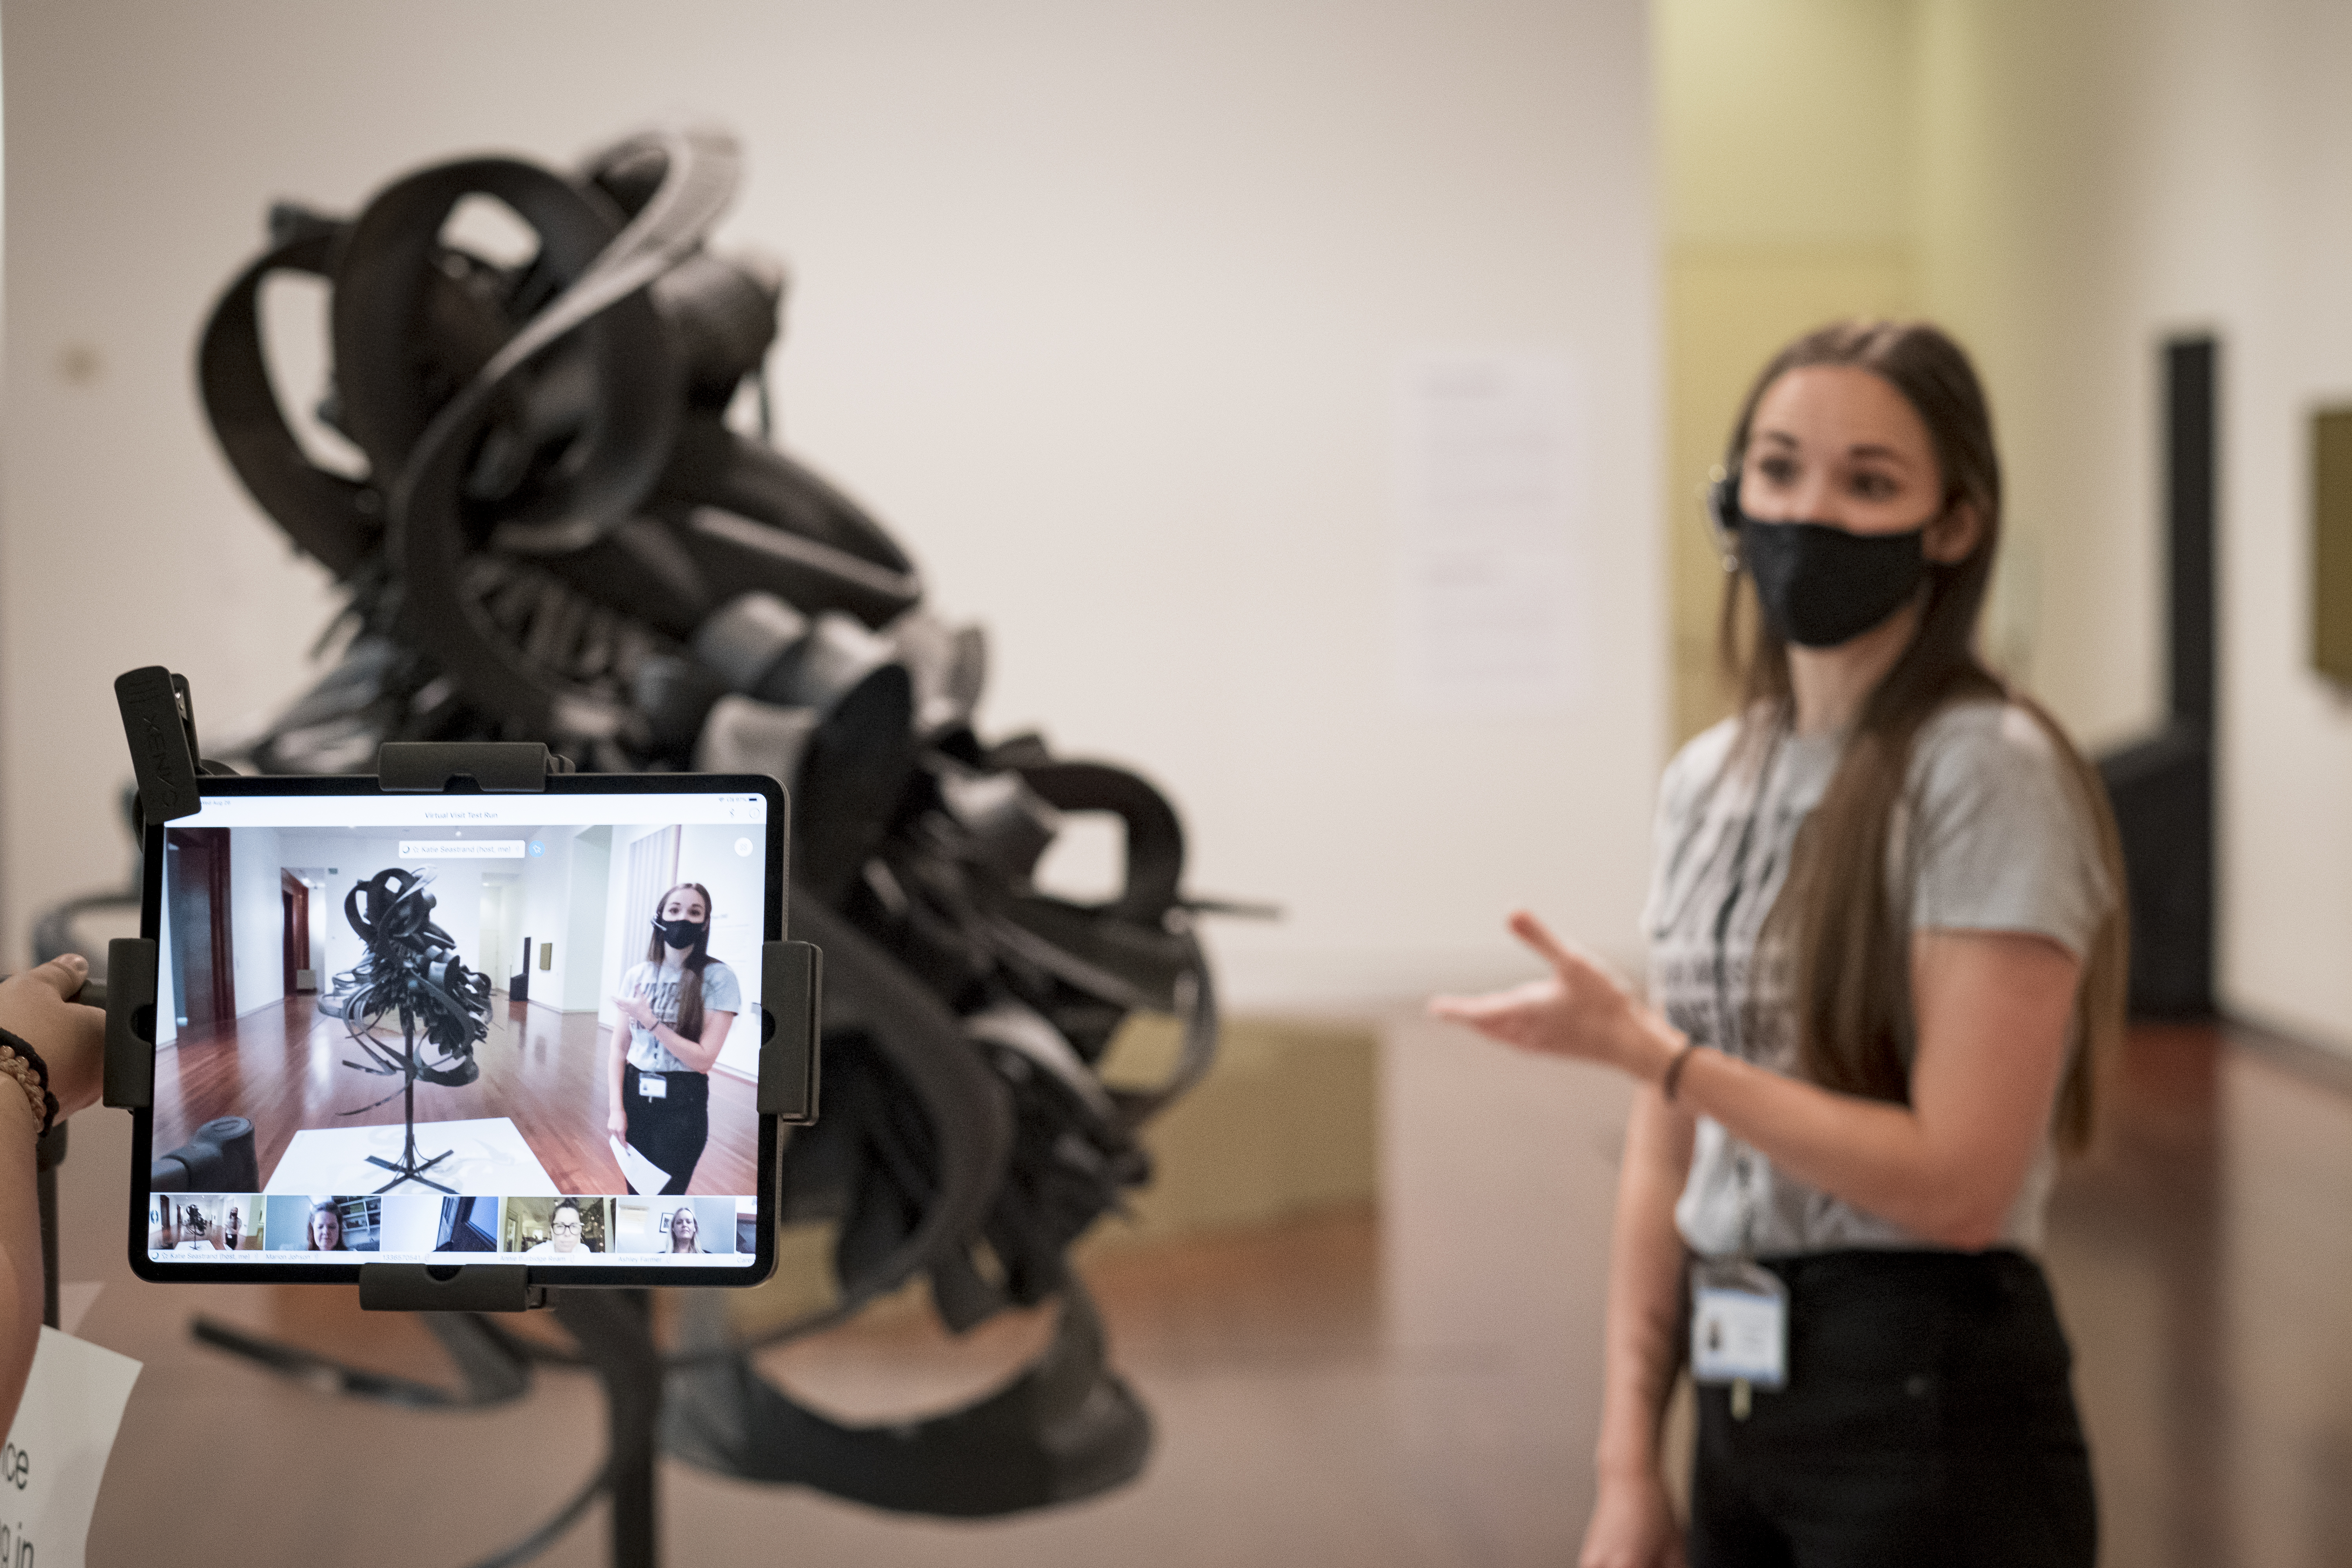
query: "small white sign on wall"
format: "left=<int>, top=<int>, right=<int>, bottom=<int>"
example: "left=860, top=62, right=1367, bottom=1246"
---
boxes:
left=2, top=1327, right=143, bottom=1568
left=1394, top=351, right=1590, bottom=714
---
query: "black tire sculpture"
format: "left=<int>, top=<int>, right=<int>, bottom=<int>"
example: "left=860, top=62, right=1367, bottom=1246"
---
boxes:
left=324, top=866, right=495, bottom=1193
left=176, top=121, right=1223, bottom=1555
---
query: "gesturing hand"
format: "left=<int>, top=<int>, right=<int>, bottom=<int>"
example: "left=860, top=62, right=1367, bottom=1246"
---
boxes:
left=1428, top=911, right=1675, bottom=1080
left=612, top=994, right=655, bottom=1029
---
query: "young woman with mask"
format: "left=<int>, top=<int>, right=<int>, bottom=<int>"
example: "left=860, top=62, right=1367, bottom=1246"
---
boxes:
left=608, top=882, right=740, bottom=1195
left=1434, top=320, right=2125, bottom=1567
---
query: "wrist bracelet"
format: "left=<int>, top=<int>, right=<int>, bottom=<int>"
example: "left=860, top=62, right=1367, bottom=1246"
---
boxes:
left=1660, top=1041, right=1699, bottom=1103
left=0, top=1057, right=38, bottom=1130
left=0, top=1028, right=58, bottom=1136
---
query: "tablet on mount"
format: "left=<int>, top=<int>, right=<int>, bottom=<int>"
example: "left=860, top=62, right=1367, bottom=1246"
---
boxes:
left=108, top=666, right=818, bottom=1311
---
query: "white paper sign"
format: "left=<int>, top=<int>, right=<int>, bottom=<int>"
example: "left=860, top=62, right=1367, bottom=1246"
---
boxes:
left=2, top=1328, right=142, bottom=1568
left=609, top=1135, right=672, bottom=1197
left=1395, top=352, right=1590, bottom=713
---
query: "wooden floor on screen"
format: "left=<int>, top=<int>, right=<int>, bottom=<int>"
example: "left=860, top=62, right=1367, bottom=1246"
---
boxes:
left=151, top=993, right=759, bottom=1197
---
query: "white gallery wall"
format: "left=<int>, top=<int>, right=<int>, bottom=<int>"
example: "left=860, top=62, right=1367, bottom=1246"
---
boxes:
left=514, top=826, right=591, bottom=1012
left=1913, top=0, right=2352, bottom=1054
left=2159, top=0, right=2352, bottom=1054
left=1, top=0, right=1662, bottom=1008
left=561, top=831, right=614, bottom=1014
left=225, top=824, right=286, bottom=1024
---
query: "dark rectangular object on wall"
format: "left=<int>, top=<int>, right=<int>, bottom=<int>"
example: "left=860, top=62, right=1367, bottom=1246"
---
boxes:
left=2097, top=336, right=2217, bottom=1018
left=2167, top=339, right=2218, bottom=729
left=2314, top=406, right=2352, bottom=686
left=163, top=828, right=237, bottom=1031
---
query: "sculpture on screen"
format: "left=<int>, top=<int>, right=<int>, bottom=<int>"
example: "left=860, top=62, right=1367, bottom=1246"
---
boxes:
left=178, top=121, right=1225, bottom=1539
left=322, top=865, right=494, bottom=1193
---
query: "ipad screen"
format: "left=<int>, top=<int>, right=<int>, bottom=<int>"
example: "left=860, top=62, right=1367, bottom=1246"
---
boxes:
left=140, top=785, right=773, bottom=1275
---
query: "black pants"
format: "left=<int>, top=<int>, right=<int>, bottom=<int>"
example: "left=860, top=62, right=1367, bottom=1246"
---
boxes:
left=622, top=1063, right=708, bottom=1196
left=1689, top=1249, right=2095, bottom=1568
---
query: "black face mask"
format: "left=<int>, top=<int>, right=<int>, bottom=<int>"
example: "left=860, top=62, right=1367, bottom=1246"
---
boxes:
left=1712, top=472, right=1934, bottom=648
left=653, top=915, right=708, bottom=949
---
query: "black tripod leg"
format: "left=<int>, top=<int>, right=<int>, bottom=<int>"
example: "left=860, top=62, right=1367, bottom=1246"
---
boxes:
left=553, top=1289, right=661, bottom=1568
left=365, top=1015, right=456, bottom=1191
left=403, top=1014, right=421, bottom=1168
left=369, top=1165, right=457, bottom=1196
left=36, top=1124, right=66, bottom=1329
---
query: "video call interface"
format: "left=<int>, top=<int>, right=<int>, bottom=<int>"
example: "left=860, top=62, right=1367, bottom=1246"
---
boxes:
left=145, top=790, right=769, bottom=1269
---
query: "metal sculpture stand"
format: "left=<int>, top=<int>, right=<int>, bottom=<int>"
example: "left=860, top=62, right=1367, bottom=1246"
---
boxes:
left=35, top=1122, right=69, bottom=1329
left=367, top=1011, right=454, bottom=1193
left=325, top=861, right=492, bottom=1186
left=559, top=1292, right=664, bottom=1568
left=184, top=1290, right=674, bottom=1568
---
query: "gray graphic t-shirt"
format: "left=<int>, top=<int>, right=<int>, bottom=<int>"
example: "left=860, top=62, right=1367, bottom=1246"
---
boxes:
left=620, top=957, right=742, bottom=1074
left=1645, top=699, right=2113, bottom=1259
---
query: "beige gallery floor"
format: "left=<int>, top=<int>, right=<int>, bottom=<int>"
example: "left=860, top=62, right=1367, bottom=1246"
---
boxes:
left=55, top=1015, right=2352, bottom=1567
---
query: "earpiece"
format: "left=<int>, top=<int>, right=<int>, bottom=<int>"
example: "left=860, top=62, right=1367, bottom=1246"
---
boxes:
left=1705, top=463, right=1743, bottom=573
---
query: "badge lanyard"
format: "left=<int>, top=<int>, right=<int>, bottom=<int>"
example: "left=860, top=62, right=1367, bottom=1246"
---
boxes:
left=1690, top=722, right=1791, bottom=1419
left=1691, top=1256, right=1788, bottom=1417
left=636, top=962, right=681, bottom=1080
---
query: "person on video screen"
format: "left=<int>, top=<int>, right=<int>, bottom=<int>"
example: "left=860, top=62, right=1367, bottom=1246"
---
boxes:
left=524, top=1198, right=593, bottom=1257
left=607, top=882, right=738, bottom=1195
left=152, top=1200, right=230, bottom=1251
left=661, top=1205, right=706, bottom=1253
left=307, top=1200, right=347, bottom=1251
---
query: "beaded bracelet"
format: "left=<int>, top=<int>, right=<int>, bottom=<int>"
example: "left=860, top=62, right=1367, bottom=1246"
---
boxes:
left=0, top=1057, right=40, bottom=1129
left=0, top=1029, right=60, bottom=1137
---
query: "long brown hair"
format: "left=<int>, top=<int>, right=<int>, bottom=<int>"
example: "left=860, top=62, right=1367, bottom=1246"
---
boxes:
left=646, top=881, right=715, bottom=1043
left=1719, top=319, right=2126, bottom=1151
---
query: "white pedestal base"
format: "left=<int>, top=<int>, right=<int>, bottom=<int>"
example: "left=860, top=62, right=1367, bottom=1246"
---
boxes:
left=263, top=1117, right=559, bottom=1196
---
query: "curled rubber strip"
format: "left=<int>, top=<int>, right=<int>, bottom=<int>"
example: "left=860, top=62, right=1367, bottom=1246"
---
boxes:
left=323, top=866, right=492, bottom=1102
left=195, top=229, right=381, bottom=577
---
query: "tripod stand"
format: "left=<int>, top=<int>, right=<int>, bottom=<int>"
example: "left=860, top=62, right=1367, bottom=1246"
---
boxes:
left=365, top=1008, right=455, bottom=1194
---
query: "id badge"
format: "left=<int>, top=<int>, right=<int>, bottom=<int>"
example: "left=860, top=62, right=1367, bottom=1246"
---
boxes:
left=1690, top=1258, right=1788, bottom=1390
left=639, top=1073, right=668, bottom=1099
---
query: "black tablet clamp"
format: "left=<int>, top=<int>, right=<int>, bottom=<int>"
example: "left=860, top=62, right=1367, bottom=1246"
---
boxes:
left=103, top=665, right=822, bottom=1568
